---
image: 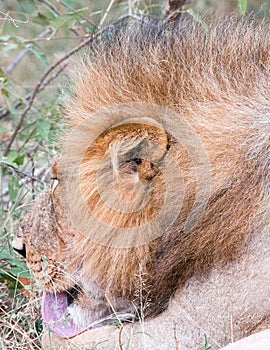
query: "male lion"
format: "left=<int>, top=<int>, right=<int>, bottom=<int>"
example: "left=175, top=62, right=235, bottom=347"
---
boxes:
left=13, top=15, right=270, bottom=350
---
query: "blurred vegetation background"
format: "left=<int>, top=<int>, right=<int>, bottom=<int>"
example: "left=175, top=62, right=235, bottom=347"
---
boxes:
left=0, top=0, right=269, bottom=349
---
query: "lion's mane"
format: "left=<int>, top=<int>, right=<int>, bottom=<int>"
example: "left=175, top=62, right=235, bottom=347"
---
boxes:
left=15, top=15, right=270, bottom=349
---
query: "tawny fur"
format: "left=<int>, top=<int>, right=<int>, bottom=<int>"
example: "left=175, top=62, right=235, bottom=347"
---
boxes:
left=14, top=15, right=270, bottom=349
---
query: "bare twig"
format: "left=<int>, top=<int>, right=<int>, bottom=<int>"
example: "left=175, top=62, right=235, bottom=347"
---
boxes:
left=0, top=11, right=28, bottom=27
left=0, top=317, right=38, bottom=350
left=57, top=0, right=97, bottom=29
left=99, top=0, right=117, bottom=28
left=165, top=0, right=191, bottom=21
left=118, top=325, right=124, bottom=350
left=3, top=14, right=144, bottom=156
left=40, top=62, right=68, bottom=90
left=1, top=168, right=47, bottom=202
left=0, top=162, right=46, bottom=185
left=0, top=63, right=68, bottom=121
left=38, top=0, right=60, bottom=15
left=5, top=28, right=52, bottom=75
left=173, top=323, right=179, bottom=350
left=38, top=0, right=81, bottom=37
left=5, top=49, right=28, bottom=74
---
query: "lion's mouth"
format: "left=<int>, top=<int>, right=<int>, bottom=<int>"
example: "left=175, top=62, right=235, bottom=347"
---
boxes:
left=42, top=288, right=135, bottom=338
left=42, top=288, right=84, bottom=338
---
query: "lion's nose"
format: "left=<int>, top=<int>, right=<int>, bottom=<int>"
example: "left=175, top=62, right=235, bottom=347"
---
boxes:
left=12, top=237, right=26, bottom=258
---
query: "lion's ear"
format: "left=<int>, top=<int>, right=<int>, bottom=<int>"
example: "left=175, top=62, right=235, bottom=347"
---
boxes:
left=101, top=123, right=169, bottom=180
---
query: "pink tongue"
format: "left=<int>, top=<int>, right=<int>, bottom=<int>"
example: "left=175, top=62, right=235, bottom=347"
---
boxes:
left=42, top=291, right=83, bottom=338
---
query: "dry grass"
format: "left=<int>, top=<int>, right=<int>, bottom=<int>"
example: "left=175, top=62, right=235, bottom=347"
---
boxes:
left=0, top=283, right=43, bottom=350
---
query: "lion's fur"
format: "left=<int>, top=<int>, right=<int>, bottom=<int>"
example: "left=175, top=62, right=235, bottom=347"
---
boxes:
left=15, top=15, right=270, bottom=349
left=63, top=16, right=270, bottom=312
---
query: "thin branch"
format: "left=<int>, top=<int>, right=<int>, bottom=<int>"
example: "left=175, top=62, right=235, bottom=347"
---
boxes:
left=38, top=0, right=60, bottom=15
left=99, top=0, right=117, bottom=28
left=0, top=317, right=38, bottom=350
left=5, top=28, right=52, bottom=75
left=0, top=162, right=46, bottom=185
left=40, top=62, right=68, bottom=90
left=0, top=11, right=28, bottom=27
left=5, top=49, right=27, bottom=75
left=118, top=325, right=124, bottom=350
left=38, top=0, right=81, bottom=37
left=173, top=323, right=179, bottom=350
left=0, top=108, right=8, bottom=119
left=0, top=63, right=68, bottom=121
left=57, top=0, right=98, bottom=29
left=15, top=35, right=88, bottom=43
left=164, top=0, right=191, bottom=21
left=3, top=14, right=144, bottom=156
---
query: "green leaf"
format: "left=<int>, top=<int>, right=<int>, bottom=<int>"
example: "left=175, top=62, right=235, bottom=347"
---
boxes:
left=36, top=119, right=51, bottom=140
left=204, top=333, right=212, bottom=350
left=61, top=0, right=77, bottom=7
left=0, top=35, right=12, bottom=42
left=16, top=0, right=37, bottom=14
left=0, top=69, right=8, bottom=85
left=1, top=151, right=24, bottom=167
left=1, top=88, right=9, bottom=97
left=10, top=99, right=25, bottom=115
left=31, top=12, right=51, bottom=26
left=86, top=25, right=96, bottom=34
left=0, top=125, right=8, bottom=132
left=237, top=0, right=247, bottom=14
left=29, top=47, right=48, bottom=65
left=0, top=247, right=30, bottom=277
left=0, top=77, right=8, bottom=86
left=6, top=150, right=19, bottom=162
left=49, top=8, right=87, bottom=32
left=8, top=267, right=31, bottom=278
left=0, top=151, right=19, bottom=168
left=0, top=159, right=18, bottom=169
left=14, top=153, right=25, bottom=166
left=8, top=175, right=19, bottom=199
left=0, top=35, right=28, bottom=49
left=0, top=248, right=12, bottom=260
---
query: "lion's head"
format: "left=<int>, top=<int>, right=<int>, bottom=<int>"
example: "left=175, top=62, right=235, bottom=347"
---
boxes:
left=13, top=16, right=270, bottom=345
